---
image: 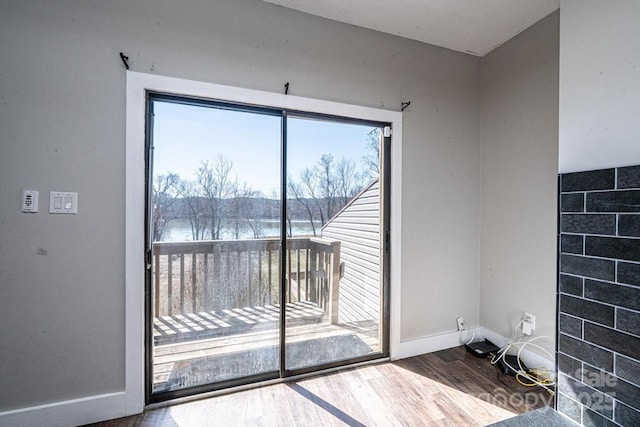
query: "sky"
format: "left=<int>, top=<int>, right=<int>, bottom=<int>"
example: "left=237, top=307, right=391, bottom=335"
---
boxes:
left=152, top=100, right=380, bottom=196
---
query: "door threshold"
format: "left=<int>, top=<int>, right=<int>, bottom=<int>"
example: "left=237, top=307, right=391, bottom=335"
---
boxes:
left=145, top=356, right=390, bottom=411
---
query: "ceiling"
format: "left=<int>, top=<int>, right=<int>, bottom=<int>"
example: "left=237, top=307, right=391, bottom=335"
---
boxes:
left=263, top=0, right=559, bottom=56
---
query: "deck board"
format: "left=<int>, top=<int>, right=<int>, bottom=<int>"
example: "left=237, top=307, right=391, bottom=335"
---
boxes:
left=153, top=301, right=326, bottom=344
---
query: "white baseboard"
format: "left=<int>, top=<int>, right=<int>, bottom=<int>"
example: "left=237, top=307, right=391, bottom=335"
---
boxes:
left=392, top=327, right=482, bottom=360
left=391, top=326, right=555, bottom=375
left=0, top=391, right=132, bottom=427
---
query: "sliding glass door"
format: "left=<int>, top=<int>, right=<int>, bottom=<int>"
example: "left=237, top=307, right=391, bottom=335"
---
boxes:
left=146, top=94, right=389, bottom=401
left=284, top=116, right=384, bottom=372
left=148, top=97, right=283, bottom=396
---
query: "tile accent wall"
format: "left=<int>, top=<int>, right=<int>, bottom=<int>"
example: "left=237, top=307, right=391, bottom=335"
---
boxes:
left=557, top=166, right=640, bottom=426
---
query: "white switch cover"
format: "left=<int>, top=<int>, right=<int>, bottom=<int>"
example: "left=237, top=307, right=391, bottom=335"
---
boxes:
left=49, top=191, right=78, bottom=214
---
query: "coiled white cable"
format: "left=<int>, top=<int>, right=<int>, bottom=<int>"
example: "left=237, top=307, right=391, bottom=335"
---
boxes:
left=490, top=335, right=555, bottom=394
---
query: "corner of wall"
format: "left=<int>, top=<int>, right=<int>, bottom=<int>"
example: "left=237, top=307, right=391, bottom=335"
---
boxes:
left=478, top=10, right=559, bottom=354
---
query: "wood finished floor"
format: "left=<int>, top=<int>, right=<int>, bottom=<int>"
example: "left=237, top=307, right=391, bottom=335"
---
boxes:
left=88, top=346, right=554, bottom=427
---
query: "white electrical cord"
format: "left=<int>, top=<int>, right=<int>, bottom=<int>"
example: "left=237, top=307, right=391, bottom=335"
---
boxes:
left=510, top=318, right=525, bottom=342
left=458, top=320, right=476, bottom=345
left=464, top=330, right=475, bottom=345
left=490, top=335, right=556, bottom=394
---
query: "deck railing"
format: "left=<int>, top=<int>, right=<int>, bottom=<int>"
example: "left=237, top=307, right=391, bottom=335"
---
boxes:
left=152, top=237, right=341, bottom=323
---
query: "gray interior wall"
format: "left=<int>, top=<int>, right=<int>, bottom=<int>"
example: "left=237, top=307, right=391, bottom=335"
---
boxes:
left=559, top=0, right=640, bottom=173
left=479, top=12, right=559, bottom=352
left=0, top=0, right=480, bottom=411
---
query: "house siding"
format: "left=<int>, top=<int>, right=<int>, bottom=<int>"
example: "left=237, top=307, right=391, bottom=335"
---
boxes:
left=322, top=179, right=381, bottom=324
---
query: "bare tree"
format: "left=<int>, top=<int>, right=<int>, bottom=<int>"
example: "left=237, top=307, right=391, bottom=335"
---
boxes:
left=335, top=158, right=363, bottom=201
left=288, top=177, right=319, bottom=236
left=300, top=166, right=327, bottom=227
left=362, top=128, right=381, bottom=179
left=229, top=183, right=263, bottom=239
left=243, top=188, right=267, bottom=239
left=152, top=173, right=179, bottom=241
left=157, top=144, right=378, bottom=243
left=196, top=156, right=237, bottom=240
left=177, top=179, right=210, bottom=240
left=287, top=153, right=370, bottom=235
left=317, top=154, right=338, bottom=220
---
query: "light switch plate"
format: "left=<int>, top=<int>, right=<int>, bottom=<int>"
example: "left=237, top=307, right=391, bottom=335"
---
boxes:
left=49, top=191, right=78, bottom=214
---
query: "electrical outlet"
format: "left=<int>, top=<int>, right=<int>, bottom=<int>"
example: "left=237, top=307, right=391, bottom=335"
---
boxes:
left=523, top=312, right=535, bottom=335
left=456, top=316, right=466, bottom=331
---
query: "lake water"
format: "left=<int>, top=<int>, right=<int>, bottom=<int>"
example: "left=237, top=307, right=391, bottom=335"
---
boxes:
left=163, top=218, right=321, bottom=241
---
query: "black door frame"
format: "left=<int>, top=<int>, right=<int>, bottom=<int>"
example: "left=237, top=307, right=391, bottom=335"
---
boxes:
left=144, top=92, right=391, bottom=403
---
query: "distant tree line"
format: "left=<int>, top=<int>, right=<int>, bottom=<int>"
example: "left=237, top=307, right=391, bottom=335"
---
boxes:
left=152, top=129, right=381, bottom=241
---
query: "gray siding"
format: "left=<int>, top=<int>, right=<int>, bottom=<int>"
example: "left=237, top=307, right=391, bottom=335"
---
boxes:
left=322, top=179, right=381, bottom=323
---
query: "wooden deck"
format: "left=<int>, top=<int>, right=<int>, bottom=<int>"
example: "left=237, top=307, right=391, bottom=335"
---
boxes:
left=153, top=301, right=380, bottom=392
left=154, top=301, right=328, bottom=343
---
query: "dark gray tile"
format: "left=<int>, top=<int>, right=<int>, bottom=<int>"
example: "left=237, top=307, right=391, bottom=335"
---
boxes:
left=617, top=165, right=640, bottom=189
left=584, top=279, right=640, bottom=311
left=619, top=214, right=640, bottom=237
left=562, top=169, right=615, bottom=192
left=562, top=193, right=585, bottom=213
left=608, top=377, right=640, bottom=414
left=585, top=236, right=640, bottom=262
left=559, top=334, right=613, bottom=372
left=616, top=354, right=640, bottom=388
left=618, top=262, right=640, bottom=287
left=583, top=407, right=616, bottom=427
left=558, top=352, right=583, bottom=380
left=584, top=322, right=640, bottom=361
left=560, top=274, right=583, bottom=296
left=615, top=401, right=640, bottom=426
left=560, top=254, right=615, bottom=281
left=617, top=308, right=640, bottom=337
left=557, top=393, right=582, bottom=424
left=561, top=234, right=584, bottom=254
left=583, top=364, right=640, bottom=413
left=561, top=214, right=616, bottom=235
left=559, top=313, right=583, bottom=338
left=560, top=295, right=614, bottom=327
left=557, top=373, right=582, bottom=398
left=587, top=190, right=640, bottom=213
left=558, top=373, right=614, bottom=419
left=581, top=363, right=616, bottom=389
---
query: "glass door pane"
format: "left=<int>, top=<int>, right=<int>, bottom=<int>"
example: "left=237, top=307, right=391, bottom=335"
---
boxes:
left=284, top=116, right=384, bottom=372
left=148, top=97, right=282, bottom=396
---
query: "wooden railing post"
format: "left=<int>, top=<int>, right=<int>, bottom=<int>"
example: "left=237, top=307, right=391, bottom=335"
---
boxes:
left=327, top=241, right=341, bottom=324
left=309, top=247, right=318, bottom=303
left=212, top=242, right=222, bottom=311
left=151, top=237, right=338, bottom=320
